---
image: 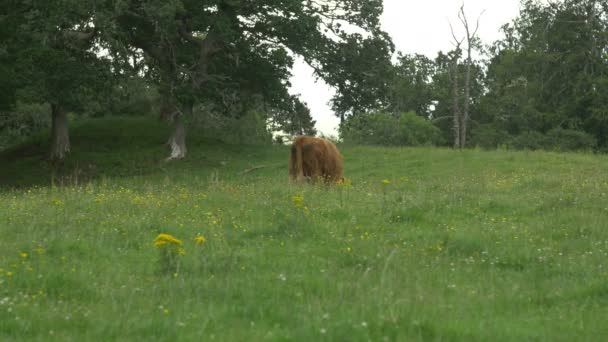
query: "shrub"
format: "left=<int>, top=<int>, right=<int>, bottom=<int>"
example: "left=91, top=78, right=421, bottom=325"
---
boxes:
left=544, top=128, right=596, bottom=152
left=508, top=131, right=547, bottom=150
left=469, top=124, right=512, bottom=149
left=0, top=102, right=50, bottom=150
left=341, top=111, right=441, bottom=146
left=192, top=107, right=272, bottom=145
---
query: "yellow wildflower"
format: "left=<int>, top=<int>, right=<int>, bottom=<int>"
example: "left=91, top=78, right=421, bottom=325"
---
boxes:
left=154, top=233, right=183, bottom=247
left=337, top=177, right=353, bottom=189
left=292, top=195, right=304, bottom=208
left=19, top=252, right=28, bottom=259
left=382, top=179, right=390, bottom=185
left=194, top=236, right=207, bottom=245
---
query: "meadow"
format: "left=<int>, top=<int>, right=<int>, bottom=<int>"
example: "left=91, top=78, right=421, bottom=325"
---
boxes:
left=1, top=118, right=608, bottom=341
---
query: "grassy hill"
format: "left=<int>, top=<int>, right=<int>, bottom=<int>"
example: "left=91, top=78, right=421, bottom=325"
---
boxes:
left=1, top=117, right=608, bottom=340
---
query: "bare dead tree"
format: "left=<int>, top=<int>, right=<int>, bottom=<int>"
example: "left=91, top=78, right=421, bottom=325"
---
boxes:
left=449, top=4, right=484, bottom=149
left=448, top=22, right=464, bottom=149
left=459, top=5, right=484, bottom=148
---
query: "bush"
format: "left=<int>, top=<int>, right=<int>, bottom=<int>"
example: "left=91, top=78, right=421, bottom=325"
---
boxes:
left=508, top=131, right=547, bottom=150
left=471, top=128, right=598, bottom=152
left=341, top=111, right=442, bottom=146
left=544, top=128, right=596, bottom=152
left=469, top=124, right=512, bottom=149
left=0, top=102, right=50, bottom=150
left=192, top=106, right=272, bottom=145
left=106, top=79, right=160, bottom=117
left=232, top=110, right=273, bottom=145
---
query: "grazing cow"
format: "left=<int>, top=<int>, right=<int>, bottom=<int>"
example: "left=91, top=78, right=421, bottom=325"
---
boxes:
left=288, top=136, right=343, bottom=183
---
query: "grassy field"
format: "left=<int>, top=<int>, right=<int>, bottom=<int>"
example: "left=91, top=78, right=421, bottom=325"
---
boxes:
left=1, top=117, right=608, bottom=341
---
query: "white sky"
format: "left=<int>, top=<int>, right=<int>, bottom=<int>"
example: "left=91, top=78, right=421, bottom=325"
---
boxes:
left=289, top=0, right=522, bottom=137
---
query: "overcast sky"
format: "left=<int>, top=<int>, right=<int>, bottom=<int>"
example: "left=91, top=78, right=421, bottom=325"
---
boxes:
left=289, top=0, right=522, bottom=137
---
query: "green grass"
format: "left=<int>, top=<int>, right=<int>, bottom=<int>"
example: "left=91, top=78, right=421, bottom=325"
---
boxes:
left=1, top=117, right=608, bottom=341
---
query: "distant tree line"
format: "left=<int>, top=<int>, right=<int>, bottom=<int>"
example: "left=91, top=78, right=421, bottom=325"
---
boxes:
left=2, top=0, right=607, bottom=158
left=341, top=0, right=608, bottom=152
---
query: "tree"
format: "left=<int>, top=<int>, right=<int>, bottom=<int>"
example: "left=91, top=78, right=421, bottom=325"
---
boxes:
left=430, top=50, right=484, bottom=147
left=321, top=32, right=395, bottom=123
left=269, top=95, right=317, bottom=137
left=388, top=53, right=436, bottom=118
left=341, top=111, right=442, bottom=146
left=2, top=0, right=111, bottom=160
left=448, top=4, right=484, bottom=149
left=102, top=0, right=393, bottom=159
left=479, top=0, right=608, bottom=149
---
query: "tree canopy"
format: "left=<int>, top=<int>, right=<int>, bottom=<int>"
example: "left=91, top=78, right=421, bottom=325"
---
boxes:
left=4, top=0, right=608, bottom=155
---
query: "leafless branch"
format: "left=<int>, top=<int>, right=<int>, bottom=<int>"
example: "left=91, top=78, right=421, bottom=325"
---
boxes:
left=448, top=19, right=464, bottom=48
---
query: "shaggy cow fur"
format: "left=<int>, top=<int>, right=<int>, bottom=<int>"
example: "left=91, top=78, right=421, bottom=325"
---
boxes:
left=288, top=136, right=343, bottom=183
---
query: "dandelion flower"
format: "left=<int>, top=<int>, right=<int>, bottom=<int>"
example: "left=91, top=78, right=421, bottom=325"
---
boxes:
left=194, top=235, right=207, bottom=245
left=382, top=179, right=390, bottom=185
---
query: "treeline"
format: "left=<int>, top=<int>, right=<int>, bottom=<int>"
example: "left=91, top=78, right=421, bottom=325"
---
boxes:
left=1, top=0, right=393, bottom=159
left=2, top=0, right=607, bottom=159
left=342, top=0, right=608, bottom=152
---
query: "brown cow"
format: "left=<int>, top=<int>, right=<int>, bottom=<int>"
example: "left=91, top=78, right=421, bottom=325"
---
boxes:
left=288, top=136, right=343, bottom=183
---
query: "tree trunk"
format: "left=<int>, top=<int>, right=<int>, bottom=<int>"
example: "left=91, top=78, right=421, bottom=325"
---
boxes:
left=165, top=102, right=190, bottom=161
left=461, top=48, right=472, bottom=149
left=457, top=4, right=483, bottom=149
left=50, top=104, right=70, bottom=161
left=451, top=57, right=461, bottom=149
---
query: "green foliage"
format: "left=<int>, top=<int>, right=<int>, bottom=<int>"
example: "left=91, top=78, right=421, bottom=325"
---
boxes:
left=1, top=118, right=608, bottom=340
left=104, top=78, right=160, bottom=118
left=471, top=125, right=597, bottom=152
left=388, top=54, right=436, bottom=117
left=341, top=111, right=442, bottom=147
left=269, top=96, right=317, bottom=137
left=229, top=111, right=273, bottom=145
left=189, top=107, right=272, bottom=145
left=480, top=0, right=608, bottom=149
left=106, top=0, right=392, bottom=127
left=509, top=130, right=550, bottom=151
left=545, top=128, right=597, bottom=152
left=323, top=32, right=395, bottom=119
left=4, top=0, right=112, bottom=110
left=431, top=52, right=485, bottom=146
left=0, top=103, right=51, bottom=151
left=468, top=123, right=512, bottom=149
